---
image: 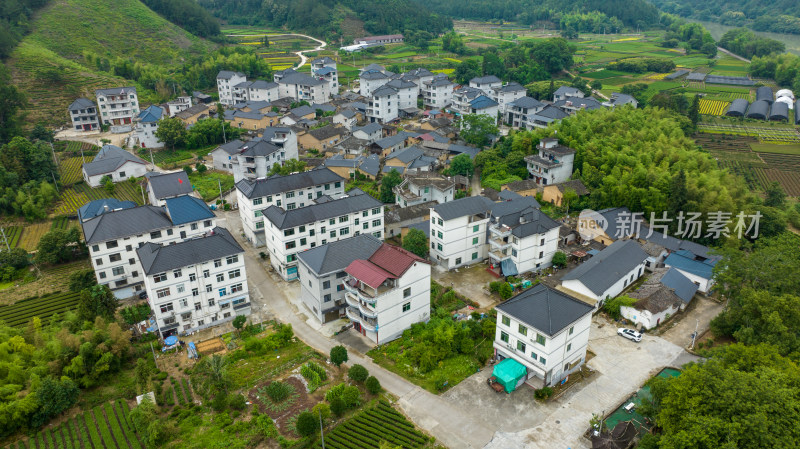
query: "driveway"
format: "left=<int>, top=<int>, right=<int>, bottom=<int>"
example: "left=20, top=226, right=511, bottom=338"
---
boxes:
left=444, top=315, right=691, bottom=449
left=659, top=296, right=725, bottom=348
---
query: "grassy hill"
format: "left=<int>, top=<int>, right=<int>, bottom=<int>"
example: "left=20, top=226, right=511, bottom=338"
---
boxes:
left=6, top=0, right=217, bottom=126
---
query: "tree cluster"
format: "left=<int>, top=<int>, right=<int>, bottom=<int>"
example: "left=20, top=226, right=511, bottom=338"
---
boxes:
left=651, top=0, right=800, bottom=35
left=750, top=53, right=800, bottom=92
left=0, top=136, right=59, bottom=220
left=607, top=57, right=676, bottom=74
left=662, top=22, right=717, bottom=57
left=718, top=28, right=785, bottom=59
left=140, top=0, right=221, bottom=38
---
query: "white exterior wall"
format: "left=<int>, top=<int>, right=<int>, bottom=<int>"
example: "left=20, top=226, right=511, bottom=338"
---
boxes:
left=345, top=261, right=431, bottom=344
left=471, top=105, right=499, bottom=121
left=424, top=83, right=454, bottom=109
left=333, top=114, right=358, bottom=130
left=368, top=93, right=399, bottom=123
left=248, top=85, right=280, bottom=102
left=395, top=86, right=417, bottom=110
left=279, top=82, right=332, bottom=104
left=211, top=149, right=236, bottom=173
left=620, top=303, right=679, bottom=330
left=87, top=218, right=216, bottom=299
left=470, top=80, right=502, bottom=93
left=84, top=161, right=147, bottom=187
left=360, top=78, right=390, bottom=97
left=217, top=74, right=247, bottom=106
left=298, top=265, right=349, bottom=324
left=514, top=227, right=560, bottom=273
left=395, top=182, right=454, bottom=208
left=265, top=206, right=385, bottom=280
left=493, top=312, right=591, bottom=387
left=493, top=90, right=526, bottom=114
left=134, top=121, right=163, bottom=149
left=665, top=266, right=713, bottom=294
left=236, top=180, right=346, bottom=248
left=70, top=107, right=100, bottom=131
left=429, top=210, right=489, bottom=269
left=526, top=151, right=575, bottom=186
left=97, top=92, right=140, bottom=126
left=561, top=262, right=646, bottom=304
left=144, top=251, right=250, bottom=336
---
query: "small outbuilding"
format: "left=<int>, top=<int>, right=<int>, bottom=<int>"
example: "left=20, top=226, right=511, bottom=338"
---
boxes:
left=745, top=100, right=770, bottom=120
left=769, top=101, right=789, bottom=121
left=756, top=86, right=774, bottom=104
left=725, top=99, right=749, bottom=117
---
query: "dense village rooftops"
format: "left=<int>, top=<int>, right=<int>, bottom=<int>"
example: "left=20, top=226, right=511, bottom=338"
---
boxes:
left=297, top=234, right=382, bottom=275
left=137, top=227, right=242, bottom=275
left=164, top=195, right=215, bottom=225
left=353, top=123, right=383, bottom=135
left=262, top=191, right=382, bottom=230
left=235, top=167, right=344, bottom=199
left=494, top=82, right=526, bottom=93
left=509, top=97, right=544, bottom=109
left=69, top=98, right=95, bottom=110
left=280, top=73, right=325, bottom=86
left=322, top=155, right=363, bottom=168
left=82, top=145, right=147, bottom=177
left=290, top=105, right=316, bottom=117
left=337, top=109, right=357, bottom=119
left=81, top=205, right=172, bottom=244
left=426, top=77, right=453, bottom=87
left=386, top=146, right=424, bottom=163
left=561, top=240, right=648, bottom=296
left=77, top=198, right=136, bottom=222
left=470, top=75, right=501, bottom=84
left=147, top=171, right=193, bottom=199
left=373, top=131, right=418, bottom=149
left=217, top=71, right=246, bottom=80
left=176, top=104, right=209, bottom=119
left=312, top=103, right=336, bottom=113
left=386, top=79, right=417, bottom=89
left=497, top=283, right=594, bottom=336
left=359, top=154, right=380, bottom=177
left=361, top=71, right=390, bottom=80
left=372, top=85, right=398, bottom=98
left=95, top=86, right=137, bottom=96
left=554, top=96, right=603, bottom=110
left=432, top=195, right=494, bottom=221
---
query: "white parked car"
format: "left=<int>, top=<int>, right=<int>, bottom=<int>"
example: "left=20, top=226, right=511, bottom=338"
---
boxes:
left=618, top=328, right=642, bottom=343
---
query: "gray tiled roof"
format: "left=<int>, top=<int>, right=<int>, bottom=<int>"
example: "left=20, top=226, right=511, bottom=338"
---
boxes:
left=497, top=283, right=593, bottom=336
left=494, top=82, right=526, bottom=93
left=470, top=75, right=501, bottom=84
left=137, top=227, right=243, bottom=275
left=240, top=139, right=280, bottom=157
left=361, top=71, right=389, bottom=80
left=291, top=105, right=316, bottom=117
left=554, top=86, right=582, bottom=96
left=509, top=210, right=561, bottom=238
left=308, top=125, right=345, bottom=141
left=561, top=240, right=648, bottom=296
left=359, top=154, right=380, bottom=177
left=82, top=145, right=146, bottom=176
left=235, top=167, right=345, bottom=199
left=432, top=195, right=493, bottom=221
left=69, top=98, right=95, bottom=110
left=214, top=139, right=245, bottom=156
left=217, top=71, right=245, bottom=80
left=81, top=205, right=172, bottom=244
left=297, top=234, right=383, bottom=275
left=491, top=196, right=540, bottom=219
left=147, top=171, right=193, bottom=199
left=372, top=85, right=398, bottom=98
left=176, top=103, right=209, bottom=119
left=386, top=79, right=417, bottom=90
left=249, top=80, right=278, bottom=89
left=280, top=73, right=324, bottom=86
left=263, top=191, right=382, bottom=230
left=95, top=87, right=137, bottom=96
left=386, top=146, right=423, bottom=163
left=509, top=96, right=544, bottom=109
left=353, top=123, right=383, bottom=135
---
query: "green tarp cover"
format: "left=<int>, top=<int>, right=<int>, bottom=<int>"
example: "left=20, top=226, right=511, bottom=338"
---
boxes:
left=493, top=357, right=527, bottom=393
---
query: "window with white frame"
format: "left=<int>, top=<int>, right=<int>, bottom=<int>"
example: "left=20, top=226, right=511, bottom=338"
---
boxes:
left=156, top=288, right=170, bottom=298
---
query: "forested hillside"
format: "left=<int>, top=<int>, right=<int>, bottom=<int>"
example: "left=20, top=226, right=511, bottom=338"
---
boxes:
left=197, top=0, right=452, bottom=41
left=0, top=0, right=49, bottom=58
left=411, top=0, right=660, bottom=29
left=650, top=0, right=800, bottom=34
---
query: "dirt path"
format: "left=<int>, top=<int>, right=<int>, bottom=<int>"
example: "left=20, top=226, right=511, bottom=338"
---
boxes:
left=717, top=46, right=750, bottom=63
left=224, top=33, right=327, bottom=69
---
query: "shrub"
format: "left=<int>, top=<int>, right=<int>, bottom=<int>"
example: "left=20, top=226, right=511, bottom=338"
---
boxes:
left=305, top=361, right=327, bottom=381
left=312, top=403, right=331, bottom=423
left=348, top=364, right=368, bottom=382
left=325, top=383, right=346, bottom=403
left=211, top=392, right=228, bottom=411
left=265, top=381, right=292, bottom=403
left=534, top=387, right=553, bottom=400
left=365, top=376, right=381, bottom=394
left=295, top=411, right=318, bottom=436
left=330, top=397, right=346, bottom=417
left=498, top=283, right=513, bottom=299
left=330, top=345, right=348, bottom=366
left=301, top=365, right=321, bottom=391
left=341, top=385, right=361, bottom=408
left=229, top=393, right=247, bottom=410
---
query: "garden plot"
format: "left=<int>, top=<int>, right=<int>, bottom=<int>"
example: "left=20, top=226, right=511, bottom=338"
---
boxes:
left=54, top=181, right=144, bottom=216
left=312, top=400, right=430, bottom=449
left=699, top=99, right=730, bottom=116
left=698, top=124, right=800, bottom=143
left=0, top=290, right=82, bottom=327
left=17, top=222, right=51, bottom=251
left=58, top=156, right=86, bottom=185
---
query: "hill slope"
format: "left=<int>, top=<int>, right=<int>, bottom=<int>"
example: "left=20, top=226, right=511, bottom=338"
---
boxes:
left=649, top=0, right=800, bottom=35
left=7, top=0, right=217, bottom=125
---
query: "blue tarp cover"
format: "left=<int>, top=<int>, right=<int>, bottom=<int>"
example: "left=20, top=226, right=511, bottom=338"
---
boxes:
left=501, top=259, right=518, bottom=276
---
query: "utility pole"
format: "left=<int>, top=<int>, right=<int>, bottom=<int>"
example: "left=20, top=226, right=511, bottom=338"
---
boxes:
left=149, top=148, right=155, bottom=171
left=51, top=172, right=59, bottom=193
left=80, top=145, right=86, bottom=165
left=150, top=341, right=158, bottom=369
left=49, top=142, right=58, bottom=166
left=690, top=319, right=699, bottom=349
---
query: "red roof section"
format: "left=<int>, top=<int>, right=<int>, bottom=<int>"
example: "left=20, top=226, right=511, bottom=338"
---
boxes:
left=345, top=259, right=394, bottom=289
left=368, top=244, right=426, bottom=277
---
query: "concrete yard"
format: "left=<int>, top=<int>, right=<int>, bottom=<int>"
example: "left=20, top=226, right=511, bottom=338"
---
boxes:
left=433, top=262, right=502, bottom=309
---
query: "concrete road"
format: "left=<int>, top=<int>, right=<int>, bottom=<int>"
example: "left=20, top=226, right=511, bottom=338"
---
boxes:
left=659, top=296, right=725, bottom=348
left=223, top=208, right=497, bottom=449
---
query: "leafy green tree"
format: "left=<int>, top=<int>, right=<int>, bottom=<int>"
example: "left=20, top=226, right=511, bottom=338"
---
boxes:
left=0, top=136, right=57, bottom=184
left=196, top=354, right=231, bottom=393
left=365, top=375, right=382, bottom=394
left=312, top=402, right=331, bottom=423
left=330, top=396, right=346, bottom=416
left=35, top=227, right=83, bottom=265
left=154, top=117, right=188, bottom=149
left=454, top=59, right=482, bottom=84
left=348, top=364, right=369, bottom=382
left=103, top=177, right=115, bottom=194
left=268, top=158, right=307, bottom=176
left=183, top=165, right=193, bottom=175
left=135, top=358, right=153, bottom=392
left=379, top=169, right=402, bottom=203
left=688, top=94, right=700, bottom=129
left=481, top=51, right=505, bottom=78
left=459, top=114, right=498, bottom=147
left=449, top=153, right=474, bottom=177
left=561, top=187, right=578, bottom=211
left=295, top=411, right=317, bottom=436
left=0, top=66, right=25, bottom=145
left=764, top=181, right=786, bottom=208
left=498, top=283, right=513, bottom=299
left=232, top=315, right=247, bottom=334
left=603, top=295, right=637, bottom=320
left=68, top=269, right=97, bottom=292
left=29, top=377, right=79, bottom=427
left=29, top=123, right=54, bottom=143
left=0, top=248, right=29, bottom=269
left=552, top=251, right=567, bottom=268
left=402, top=228, right=429, bottom=258
left=528, top=38, right=575, bottom=73
left=330, top=345, right=348, bottom=366
left=78, top=284, right=118, bottom=322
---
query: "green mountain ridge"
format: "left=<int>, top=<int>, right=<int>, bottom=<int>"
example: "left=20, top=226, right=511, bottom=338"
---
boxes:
left=649, top=0, right=800, bottom=35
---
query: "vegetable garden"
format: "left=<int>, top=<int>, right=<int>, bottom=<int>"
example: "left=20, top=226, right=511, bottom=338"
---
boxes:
left=312, top=400, right=429, bottom=449
left=51, top=216, right=74, bottom=230
left=53, top=181, right=144, bottom=217
left=58, top=156, right=86, bottom=185
left=1, top=226, right=22, bottom=249
left=0, top=290, right=82, bottom=327
left=699, top=99, right=730, bottom=116
left=17, top=222, right=52, bottom=251
left=2, top=400, right=145, bottom=449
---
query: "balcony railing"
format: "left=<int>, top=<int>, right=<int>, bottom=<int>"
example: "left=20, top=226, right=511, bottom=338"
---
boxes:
left=490, top=224, right=512, bottom=238
left=345, top=307, right=377, bottom=332
left=489, top=249, right=511, bottom=261
left=345, top=292, right=378, bottom=318
left=489, top=236, right=511, bottom=250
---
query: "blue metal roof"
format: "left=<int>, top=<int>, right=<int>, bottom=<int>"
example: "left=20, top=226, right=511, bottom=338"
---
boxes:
left=469, top=95, right=499, bottom=110
left=164, top=195, right=215, bottom=225
left=78, top=198, right=137, bottom=221
left=137, top=105, right=163, bottom=123
left=660, top=267, right=699, bottom=304
left=664, top=250, right=717, bottom=280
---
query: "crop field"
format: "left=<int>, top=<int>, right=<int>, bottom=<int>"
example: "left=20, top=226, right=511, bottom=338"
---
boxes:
left=699, top=99, right=730, bottom=116
left=2, top=400, right=145, bottom=449
left=17, top=222, right=52, bottom=251
left=58, top=156, right=86, bottom=185
left=54, top=181, right=144, bottom=217
left=698, top=124, right=800, bottom=143
left=51, top=216, right=75, bottom=230
left=0, top=290, right=82, bottom=327
left=312, top=400, right=429, bottom=449
left=139, top=148, right=196, bottom=167
left=748, top=143, right=800, bottom=155
left=1, top=226, right=23, bottom=249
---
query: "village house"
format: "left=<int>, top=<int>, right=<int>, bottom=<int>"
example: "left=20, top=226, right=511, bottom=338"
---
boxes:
left=494, top=283, right=594, bottom=389
left=604, top=92, right=639, bottom=108
left=359, top=70, right=391, bottom=97
left=352, top=123, right=383, bottom=143
left=367, top=85, right=400, bottom=123
left=423, top=75, right=454, bottom=109
left=524, top=138, right=576, bottom=186
left=354, top=34, right=404, bottom=46
left=82, top=145, right=148, bottom=187
left=332, top=109, right=361, bottom=130
left=384, top=146, right=437, bottom=173
left=620, top=267, right=698, bottom=330
left=501, top=179, right=541, bottom=198
left=467, top=95, right=500, bottom=120
left=470, top=75, right=503, bottom=94
left=138, top=227, right=249, bottom=337
left=577, top=206, right=635, bottom=245
left=664, top=249, right=719, bottom=294
left=164, top=96, right=193, bottom=117
left=526, top=105, right=569, bottom=129
left=297, top=234, right=384, bottom=324
left=68, top=98, right=100, bottom=131
left=386, top=78, right=418, bottom=110
left=234, top=168, right=346, bottom=247
left=554, top=96, right=604, bottom=114
left=541, top=180, right=589, bottom=207
left=232, top=80, right=280, bottom=103
left=505, top=97, right=545, bottom=128
left=429, top=196, right=495, bottom=269
left=145, top=171, right=195, bottom=207
left=560, top=239, right=649, bottom=307
left=552, top=86, right=585, bottom=103
left=393, top=175, right=455, bottom=208
left=277, top=71, right=333, bottom=103
left=133, top=105, right=165, bottom=149
left=262, top=190, right=385, bottom=280
left=95, top=87, right=140, bottom=130
left=488, top=203, right=561, bottom=276
left=384, top=201, right=437, bottom=238
left=451, top=86, right=484, bottom=116
left=216, top=71, right=247, bottom=106
left=311, top=57, right=339, bottom=92
left=175, top=104, right=210, bottom=126
left=297, top=125, right=346, bottom=152
left=491, top=82, right=527, bottom=114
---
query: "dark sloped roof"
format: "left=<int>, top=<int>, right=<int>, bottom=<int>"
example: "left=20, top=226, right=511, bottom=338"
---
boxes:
left=554, top=179, right=589, bottom=196
left=660, top=267, right=699, bottom=303
left=95, top=86, right=136, bottom=96
left=77, top=198, right=136, bottom=221
left=510, top=209, right=561, bottom=238
left=235, top=168, right=344, bottom=199
left=83, top=145, right=146, bottom=176
left=280, top=73, right=324, bottom=86
left=497, top=283, right=594, bottom=336
left=561, top=240, right=648, bottom=296
left=137, top=227, right=243, bottom=275
left=164, top=195, right=215, bottom=225
left=509, top=97, right=544, bottom=109
left=359, top=154, right=380, bottom=177
left=69, top=98, right=95, bottom=110
left=491, top=196, right=541, bottom=219
left=531, top=105, right=569, bottom=120
left=241, top=140, right=280, bottom=157
left=308, top=125, right=345, bottom=141
left=263, top=192, right=382, bottom=230
left=386, top=146, right=424, bottom=163
left=176, top=103, right=209, bottom=119
left=214, top=139, right=245, bottom=156
left=470, top=75, right=501, bottom=84
left=432, top=195, right=493, bottom=221
left=147, top=171, right=193, bottom=199
left=297, top=234, right=383, bottom=275
left=769, top=101, right=789, bottom=120
left=217, top=71, right=245, bottom=80
left=81, top=205, right=172, bottom=244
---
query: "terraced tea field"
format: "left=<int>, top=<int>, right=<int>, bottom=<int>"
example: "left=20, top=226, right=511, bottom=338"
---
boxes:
left=312, top=400, right=430, bottom=449
left=0, top=290, right=82, bottom=327
left=54, top=181, right=144, bottom=217
left=697, top=124, right=800, bottom=143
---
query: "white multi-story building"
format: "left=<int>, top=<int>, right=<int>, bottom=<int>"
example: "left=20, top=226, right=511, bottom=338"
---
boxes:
left=95, top=87, right=140, bottom=130
left=469, top=75, right=502, bottom=93
left=423, top=76, right=454, bottom=109
left=404, top=68, right=435, bottom=95
left=393, top=175, right=455, bottom=208
left=466, top=96, right=499, bottom=120
left=561, top=239, right=649, bottom=306
left=342, top=242, right=431, bottom=344
left=137, top=227, right=250, bottom=337
left=133, top=105, right=165, bottom=149
left=145, top=171, right=195, bottom=207
left=164, top=96, right=193, bottom=117
left=68, top=98, right=100, bottom=131
left=429, top=196, right=494, bottom=269
left=232, top=80, right=280, bottom=103
left=217, top=71, right=247, bottom=106
left=385, top=79, right=418, bottom=110
left=553, top=86, right=585, bottom=103
left=210, top=127, right=299, bottom=182
left=505, top=97, right=545, bottom=128
left=367, top=86, right=399, bottom=124
left=524, top=138, right=576, bottom=186
left=491, top=82, right=527, bottom=114
left=359, top=70, right=391, bottom=97
left=493, top=283, right=594, bottom=388
left=451, top=86, right=484, bottom=116
left=234, top=168, right=346, bottom=247
left=278, top=72, right=333, bottom=104
left=488, top=208, right=561, bottom=275
left=263, top=191, right=385, bottom=280
left=311, top=57, right=339, bottom=92
left=80, top=196, right=217, bottom=298
left=297, top=234, right=384, bottom=324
